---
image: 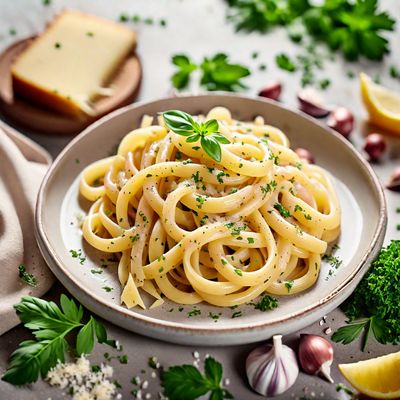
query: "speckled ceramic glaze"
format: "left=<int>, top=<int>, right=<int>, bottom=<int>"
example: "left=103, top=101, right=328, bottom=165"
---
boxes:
left=35, top=94, right=387, bottom=345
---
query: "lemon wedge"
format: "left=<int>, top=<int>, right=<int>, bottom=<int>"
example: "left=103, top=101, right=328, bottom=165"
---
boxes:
left=360, top=72, right=400, bottom=134
left=339, top=351, right=400, bottom=399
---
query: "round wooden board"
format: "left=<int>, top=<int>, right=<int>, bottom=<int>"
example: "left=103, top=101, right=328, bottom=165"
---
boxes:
left=0, top=37, right=142, bottom=135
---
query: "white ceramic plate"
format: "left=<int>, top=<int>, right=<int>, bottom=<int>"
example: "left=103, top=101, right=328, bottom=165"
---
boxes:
left=35, top=94, right=386, bottom=345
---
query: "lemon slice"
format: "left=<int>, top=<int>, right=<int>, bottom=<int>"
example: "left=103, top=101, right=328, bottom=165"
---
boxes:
left=360, top=72, right=400, bottom=134
left=339, top=351, right=400, bottom=399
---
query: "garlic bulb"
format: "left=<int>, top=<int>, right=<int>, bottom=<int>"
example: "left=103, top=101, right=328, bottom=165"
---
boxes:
left=246, top=335, right=299, bottom=396
left=298, top=334, right=334, bottom=383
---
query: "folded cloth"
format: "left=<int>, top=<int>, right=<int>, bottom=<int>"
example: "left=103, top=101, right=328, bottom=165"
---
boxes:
left=0, top=122, right=54, bottom=335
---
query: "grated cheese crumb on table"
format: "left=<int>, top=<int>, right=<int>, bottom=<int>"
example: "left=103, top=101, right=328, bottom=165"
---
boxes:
left=46, top=355, right=121, bottom=400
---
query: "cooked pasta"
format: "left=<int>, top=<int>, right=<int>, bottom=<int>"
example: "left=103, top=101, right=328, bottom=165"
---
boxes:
left=79, top=106, right=341, bottom=309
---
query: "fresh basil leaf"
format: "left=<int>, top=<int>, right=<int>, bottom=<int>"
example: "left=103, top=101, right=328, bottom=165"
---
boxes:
left=202, top=119, right=219, bottom=135
left=76, top=317, right=95, bottom=356
left=212, top=132, right=230, bottom=144
left=186, top=133, right=201, bottom=143
left=201, top=136, right=222, bottom=162
left=163, top=110, right=196, bottom=135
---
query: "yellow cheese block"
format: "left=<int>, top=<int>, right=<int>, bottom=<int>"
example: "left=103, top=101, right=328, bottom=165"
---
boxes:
left=11, top=10, right=136, bottom=118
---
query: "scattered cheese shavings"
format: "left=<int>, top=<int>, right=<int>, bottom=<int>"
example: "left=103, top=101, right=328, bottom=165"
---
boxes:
left=46, top=355, right=121, bottom=400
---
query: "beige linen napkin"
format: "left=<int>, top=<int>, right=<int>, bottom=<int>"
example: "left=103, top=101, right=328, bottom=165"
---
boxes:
left=0, top=122, right=54, bottom=335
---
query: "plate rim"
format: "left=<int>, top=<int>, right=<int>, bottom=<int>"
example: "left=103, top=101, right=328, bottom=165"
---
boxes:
left=35, top=92, right=387, bottom=335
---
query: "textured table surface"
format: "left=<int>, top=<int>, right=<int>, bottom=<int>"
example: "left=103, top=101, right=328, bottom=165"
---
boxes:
left=0, top=1, right=400, bottom=399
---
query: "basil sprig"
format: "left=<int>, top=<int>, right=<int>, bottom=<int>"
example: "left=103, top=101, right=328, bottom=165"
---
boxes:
left=163, top=110, right=230, bottom=162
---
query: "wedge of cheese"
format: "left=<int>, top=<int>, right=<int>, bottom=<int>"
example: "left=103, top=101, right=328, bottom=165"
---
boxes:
left=11, top=10, right=136, bottom=118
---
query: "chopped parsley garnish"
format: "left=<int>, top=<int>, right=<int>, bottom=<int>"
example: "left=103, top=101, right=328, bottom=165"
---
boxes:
left=200, top=215, right=209, bottom=226
left=275, top=53, right=296, bottom=72
left=90, top=269, right=103, bottom=275
left=18, top=265, right=38, bottom=287
left=234, top=268, right=243, bottom=276
left=322, top=253, right=342, bottom=269
left=216, top=171, right=226, bottom=183
left=188, top=308, right=201, bottom=317
left=250, top=294, right=278, bottom=311
left=119, top=13, right=129, bottom=22
left=130, top=234, right=140, bottom=243
left=208, top=312, right=220, bottom=322
left=332, top=241, right=400, bottom=350
left=161, top=356, right=232, bottom=400
left=274, top=203, right=291, bottom=218
left=294, top=204, right=312, bottom=220
left=285, top=280, right=294, bottom=292
left=102, top=286, right=113, bottom=292
left=195, top=195, right=206, bottom=209
left=148, top=356, right=159, bottom=369
left=336, top=383, right=354, bottom=396
left=54, top=42, right=61, bottom=49
left=247, top=237, right=255, bottom=244
left=225, top=222, right=247, bottom=237
left=69, top=249, right=86, bottom=265
left=118, top=355, right=128, bottom=364
left=260, top=180, right=277, bottom=199
left=231, top=311, right=242, bottom=318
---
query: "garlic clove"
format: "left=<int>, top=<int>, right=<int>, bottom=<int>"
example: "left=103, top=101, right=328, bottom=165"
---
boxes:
left=297, top=89, right=330, bottom=118
left=258, top=82, right=282, bottom=101
left=386, top=167, right=400, bottom=191
left=298, top=334, right=334, bottom=383
left=326, top=107, right=354, bottom=138
left=246, top=335, right=299, bottom=397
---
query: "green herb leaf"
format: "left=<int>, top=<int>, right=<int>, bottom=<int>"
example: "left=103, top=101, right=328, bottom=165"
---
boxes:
left=163, top=110, right=230, bottom=162
left=201, top=136, right=222, bottom=162
left=171, top=54, right=197, bottom=89
left=163, top=110, right=196, bottom=135
left=18, top=265, right=38, bottom=287
left=275, top=53, right=297, bottom=72
left=332, top=319, right=369, bottom=345
left=226, top=0, right=395, bottom=61
left=76, top=316, right=95, bottom=355
left=161, top=356, right=232, bottom=400
left=2, top=295, right=114, bottom=385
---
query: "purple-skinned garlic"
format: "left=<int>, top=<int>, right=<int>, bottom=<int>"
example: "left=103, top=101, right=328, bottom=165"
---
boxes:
left=298, top=334, right=334, bottom=383
left=246, top=335, right=299, bottom=397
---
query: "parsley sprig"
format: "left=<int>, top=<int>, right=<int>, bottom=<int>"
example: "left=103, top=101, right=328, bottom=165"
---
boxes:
left=18, top=265, right=38, bottom=287
left=2, top=295, right=115, bottom=385
left=226, top=0, right=395, bottom=61
left=163, top=110, right=230, bottom=162
left=161, top=356, right=233, bottom=400
left=332, top=241, right=400, bottom=350
left=171, top=53, right=250, bottom=91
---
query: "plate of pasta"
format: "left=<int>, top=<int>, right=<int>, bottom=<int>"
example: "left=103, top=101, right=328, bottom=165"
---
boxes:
left=36, top=94, right=386, bottom=345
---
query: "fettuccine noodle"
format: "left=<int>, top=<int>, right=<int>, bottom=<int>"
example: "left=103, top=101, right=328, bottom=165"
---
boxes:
left=79, top=106, right=340, bottom=309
